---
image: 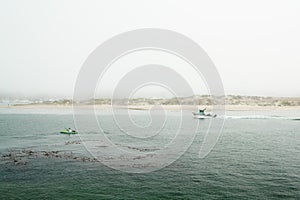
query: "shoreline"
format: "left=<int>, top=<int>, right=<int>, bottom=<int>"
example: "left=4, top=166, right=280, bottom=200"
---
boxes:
left=1, top=104, right=300, bottom=111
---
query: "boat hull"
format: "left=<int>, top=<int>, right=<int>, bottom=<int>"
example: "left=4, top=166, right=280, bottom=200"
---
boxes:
left=193, top=115, right=217, bottom=119
left=192, top=112, right=217, bottom=119
left=59, top=130, right=78, bottom=134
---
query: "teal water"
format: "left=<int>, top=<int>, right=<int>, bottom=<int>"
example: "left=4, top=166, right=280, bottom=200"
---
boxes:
left=0, top=108, right=299, bottom=199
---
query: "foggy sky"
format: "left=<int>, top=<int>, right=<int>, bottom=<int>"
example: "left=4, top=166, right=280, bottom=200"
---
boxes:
left=1, top=0, right=300, bottom=98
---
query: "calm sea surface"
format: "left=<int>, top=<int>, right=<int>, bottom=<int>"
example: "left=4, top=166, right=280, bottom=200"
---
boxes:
left=0, top=108, right=299, bottom=199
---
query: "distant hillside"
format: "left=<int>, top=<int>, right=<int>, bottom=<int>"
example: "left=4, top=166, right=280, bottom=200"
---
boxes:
left=5, top=95, right=300, bottom=107
left=78, top=95, right=300, bottom=107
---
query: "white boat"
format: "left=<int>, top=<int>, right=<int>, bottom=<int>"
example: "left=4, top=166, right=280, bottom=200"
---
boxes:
left=192, top=110, right=217, bottom=119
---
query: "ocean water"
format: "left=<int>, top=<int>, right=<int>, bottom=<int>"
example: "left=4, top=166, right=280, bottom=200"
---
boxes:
left=0, top=108, right=299, bottom=199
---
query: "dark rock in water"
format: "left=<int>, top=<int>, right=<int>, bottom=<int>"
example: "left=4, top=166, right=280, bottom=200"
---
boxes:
left=0, top=148, right=98, bottom=165
left=65, top=140, right=82, bottom=145
left=127, top=146, right=160, bottom=152
left=14, top=160, right=27, bottom=166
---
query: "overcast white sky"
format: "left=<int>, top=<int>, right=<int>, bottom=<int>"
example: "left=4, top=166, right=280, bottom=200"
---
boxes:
left=1, top=0, right=300, bottom=98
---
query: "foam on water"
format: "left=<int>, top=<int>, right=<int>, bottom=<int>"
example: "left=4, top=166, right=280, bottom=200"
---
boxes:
left=224, top=115, right=300, bottom=120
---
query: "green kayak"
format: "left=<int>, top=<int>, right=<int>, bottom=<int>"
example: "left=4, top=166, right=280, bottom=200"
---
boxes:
left=60, top=130, right=78, bottom=134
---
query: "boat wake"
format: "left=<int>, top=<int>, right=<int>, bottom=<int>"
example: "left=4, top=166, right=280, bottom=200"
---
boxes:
left=224, top=115, right=300, bottom=120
